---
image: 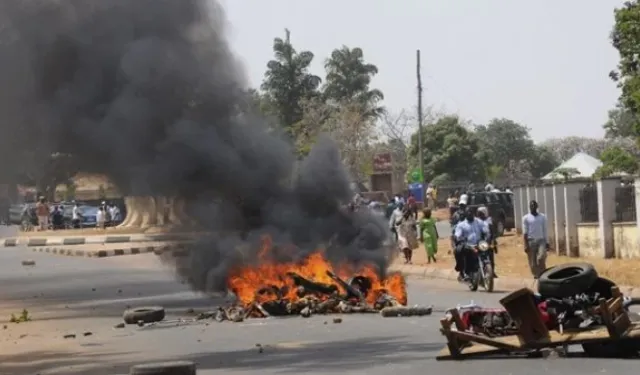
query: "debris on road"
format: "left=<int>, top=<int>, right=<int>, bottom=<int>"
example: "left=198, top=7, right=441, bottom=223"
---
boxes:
left=437, top=263, right=640, bottom=360
left=9, top=309, right=31, bottom=323
left=380, top=305, right=434, bottom=317
left=21, top=259, right=36, bottom=266
left=129, top=360, right=196, bottom=375
left=63, top=334, right=76, bottom=339
left=114, top=323, right=125, bottom=329
left=123, top=306, right=166, bottom=325
left=210, top=250, right=430, bottom=322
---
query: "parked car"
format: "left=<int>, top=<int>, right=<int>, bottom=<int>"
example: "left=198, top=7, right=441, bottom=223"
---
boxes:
left=466, top=191, right=515, bottom=236
left=62, top=205, right=99, bottom=228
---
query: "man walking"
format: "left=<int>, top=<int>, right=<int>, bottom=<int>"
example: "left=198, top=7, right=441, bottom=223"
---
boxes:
left=35, top=196, right=49, bottom=231
left=522, top=200, right=549, bottom=279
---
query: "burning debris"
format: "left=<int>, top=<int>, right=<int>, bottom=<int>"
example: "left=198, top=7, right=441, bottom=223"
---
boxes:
left=201, top=240, right=430, bottom=321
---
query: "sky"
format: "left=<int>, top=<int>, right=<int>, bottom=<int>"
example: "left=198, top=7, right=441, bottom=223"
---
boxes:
left=218, top=0, right=625, bottom=142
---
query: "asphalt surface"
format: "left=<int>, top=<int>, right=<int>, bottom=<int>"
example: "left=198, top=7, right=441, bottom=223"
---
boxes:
left=1, top=237, right=640, bottom=374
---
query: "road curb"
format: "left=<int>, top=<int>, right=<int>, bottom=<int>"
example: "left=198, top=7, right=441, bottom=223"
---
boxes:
left=32, top=245, right=163, bottom=258
left=30, top=243, right=192, bottom=258
left=3, top=233, right=196, bottom=247
left=388, top=264, right=640, bottom=297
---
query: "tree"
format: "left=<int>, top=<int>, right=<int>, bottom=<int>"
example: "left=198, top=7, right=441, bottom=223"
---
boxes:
left=603, top=104, right=637, bottom=138
left=611, top=1, right=640, bottom=138
left=323, top=46, right=384, bottom=119
left=296, top=98, right=377, bottom=183
left=595, top=146, right=638, bottom=177
left=528, top=145, right=559, bottom=179
left=261, top=29, right=321, bottom=133
left=474, top=118, right=535, bottom=182
left=408, top=116, right=489, bottom=182
left=475, top=118, right=534, bottom=164
left=540, top=136, right=608, bottom=161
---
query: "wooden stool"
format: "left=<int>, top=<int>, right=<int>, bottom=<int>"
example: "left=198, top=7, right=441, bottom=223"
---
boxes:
left=500, top=288, right=550, bottom=346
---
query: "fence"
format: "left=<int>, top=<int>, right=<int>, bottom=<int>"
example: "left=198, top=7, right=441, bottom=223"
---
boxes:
left=615, top=185, right=637, bottom=222
left=579, top=185, right=599, bottom=223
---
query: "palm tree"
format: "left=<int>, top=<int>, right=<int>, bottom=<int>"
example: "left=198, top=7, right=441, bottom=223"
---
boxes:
left=261, top=29, right=321, bottom=131
left=323, top=46, right=384, bottom=119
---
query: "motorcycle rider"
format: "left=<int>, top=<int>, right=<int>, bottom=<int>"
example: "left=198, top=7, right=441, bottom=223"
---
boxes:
left=453, top=207, right=490, bottom=281
left=476, top=206, right=498, bottom=278
left=449, top=200, right=467, bottom=255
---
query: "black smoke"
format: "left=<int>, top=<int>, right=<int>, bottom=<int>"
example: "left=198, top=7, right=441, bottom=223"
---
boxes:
left=0, top=0, right=391, bottom=291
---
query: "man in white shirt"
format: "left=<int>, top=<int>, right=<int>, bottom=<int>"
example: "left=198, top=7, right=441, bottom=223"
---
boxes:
left=522, top=200, right=549, bottom=279
left=96, top=206, right=105, bottom=229
left=72, top=202, right=82, bottom=228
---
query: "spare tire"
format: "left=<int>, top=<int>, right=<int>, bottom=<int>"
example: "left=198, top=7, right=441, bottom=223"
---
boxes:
left=538, top=263, right=597, bottom=298
left=123, top=306, right=165, bottom=325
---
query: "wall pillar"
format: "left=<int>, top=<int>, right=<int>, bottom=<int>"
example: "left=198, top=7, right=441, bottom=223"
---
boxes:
left=552, top=183, right=566, bottom=255
left=597, top=178, right=619, bottom=258
left=564, top=183, right=582, bottom=257
left=542, top=184, right=555, bottom=250
left=513, top=186, right=523, bottom=234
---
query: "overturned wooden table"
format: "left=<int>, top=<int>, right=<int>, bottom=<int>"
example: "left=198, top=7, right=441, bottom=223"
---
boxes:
left=437, top=286, right=640, bottom=360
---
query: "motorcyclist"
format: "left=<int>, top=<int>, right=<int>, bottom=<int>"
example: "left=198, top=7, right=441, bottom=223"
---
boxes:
left=453, top=207, right=490, bottom=281
left=476, top=206, right=498, bottom=278
left=449, top=201, right=466, bottom=254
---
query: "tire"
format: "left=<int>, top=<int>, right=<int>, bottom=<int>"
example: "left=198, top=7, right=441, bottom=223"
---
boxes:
left=123, top=306, right=165, bottom=325
left=537, top=263, right=598, bottom=298
left=129, top=360, right=196, bottom=375
left=483, top=264, right=494, bottom=293
left=468, top=272, right=479, bottom=292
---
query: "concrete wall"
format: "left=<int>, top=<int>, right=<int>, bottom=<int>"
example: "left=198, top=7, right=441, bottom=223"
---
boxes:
left=576, top=223, right=600, bottom=257
left=613, top=223, right=639, bottom=259
left=513, top=177, right=640, bottom=259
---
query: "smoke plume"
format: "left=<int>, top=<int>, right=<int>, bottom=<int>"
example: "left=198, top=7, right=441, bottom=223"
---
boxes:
left=0, top=0, right=391, bottom=291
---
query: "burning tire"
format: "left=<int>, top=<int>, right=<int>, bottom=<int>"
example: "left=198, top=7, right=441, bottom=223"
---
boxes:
left=123, top=306, right=165, bottom=325
left=537, top=263, right=597, bottom=298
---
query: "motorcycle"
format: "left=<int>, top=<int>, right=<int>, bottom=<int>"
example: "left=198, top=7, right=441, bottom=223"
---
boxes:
left=462, top=240, right=495, bottom=293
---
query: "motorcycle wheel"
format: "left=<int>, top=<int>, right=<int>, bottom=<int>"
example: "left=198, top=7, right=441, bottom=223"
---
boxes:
left=468, top=272, right=479, bottom=292
left=483, top=264, right=494, bottom=293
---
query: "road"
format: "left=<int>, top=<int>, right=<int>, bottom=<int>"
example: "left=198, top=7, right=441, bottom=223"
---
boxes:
left=1, top=243, right=639, bottom=375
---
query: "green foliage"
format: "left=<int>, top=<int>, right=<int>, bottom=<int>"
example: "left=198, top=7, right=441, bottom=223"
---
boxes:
left=603, top=105, right=637, bottom=138
left=323, top=46, right=384, bottom=119
left=528, top=145, right=559, bottom=178
left=595, top=146, right=638, bottom=177
left=409, top=116, right=489, bottom=182
left=611, top=1, right=640, bottom=146
left=261, top=29, right=321, bottom=132
left=475, top=118, right=535, bottom=166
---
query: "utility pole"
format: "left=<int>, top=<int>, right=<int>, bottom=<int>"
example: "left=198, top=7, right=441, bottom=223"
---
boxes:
left=416, top=50, right=425, bottom=201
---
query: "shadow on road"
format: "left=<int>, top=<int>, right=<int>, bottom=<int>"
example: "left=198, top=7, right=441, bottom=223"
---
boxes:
left=1, top=336, right=442, bottom=374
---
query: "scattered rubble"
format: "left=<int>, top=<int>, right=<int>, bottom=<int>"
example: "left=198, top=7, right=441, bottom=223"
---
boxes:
left=21, top=259, right=36, bottom=266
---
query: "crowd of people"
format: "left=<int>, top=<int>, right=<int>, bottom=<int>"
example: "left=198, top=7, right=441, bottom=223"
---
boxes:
left=21, top=197, right=121, bottom=231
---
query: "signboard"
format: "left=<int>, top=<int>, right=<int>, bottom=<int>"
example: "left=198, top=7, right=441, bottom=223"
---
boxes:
left=372, top=153, right=392, bottom=173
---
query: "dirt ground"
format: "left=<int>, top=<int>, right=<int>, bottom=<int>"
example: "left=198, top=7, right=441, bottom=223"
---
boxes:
left=406, top=233, right=640, bottom=287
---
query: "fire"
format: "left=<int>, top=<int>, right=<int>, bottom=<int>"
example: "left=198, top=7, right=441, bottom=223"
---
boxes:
left=227, top=235, right=407, bottom=307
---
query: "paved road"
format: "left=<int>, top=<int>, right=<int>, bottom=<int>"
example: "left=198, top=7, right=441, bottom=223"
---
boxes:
left=1, top=246, right=639, bottom=375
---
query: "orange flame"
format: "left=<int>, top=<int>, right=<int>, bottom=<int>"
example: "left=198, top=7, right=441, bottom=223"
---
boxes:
left=227, top=235, right=407, bottom=306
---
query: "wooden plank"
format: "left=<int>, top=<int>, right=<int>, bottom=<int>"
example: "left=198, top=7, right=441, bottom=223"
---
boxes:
left=448, top=330, right=521, bottom=350
left=436, top=342, right=509, bottom=360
